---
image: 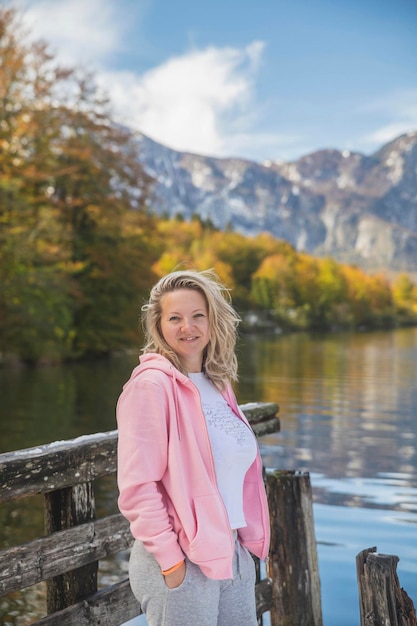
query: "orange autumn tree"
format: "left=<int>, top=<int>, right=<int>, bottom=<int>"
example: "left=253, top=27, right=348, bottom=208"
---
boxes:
left=151, top=216, right=414, bottom=332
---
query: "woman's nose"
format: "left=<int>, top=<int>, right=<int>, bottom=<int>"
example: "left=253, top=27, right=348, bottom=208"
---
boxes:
left=181, top=318, right=193, bottom=331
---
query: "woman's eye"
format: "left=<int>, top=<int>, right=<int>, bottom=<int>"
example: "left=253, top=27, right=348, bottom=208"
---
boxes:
left=169, top=316, right=180, bottom=322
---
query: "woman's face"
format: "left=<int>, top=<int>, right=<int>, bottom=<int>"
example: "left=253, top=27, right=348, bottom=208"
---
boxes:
left=160, top=288, right=210, bottom=373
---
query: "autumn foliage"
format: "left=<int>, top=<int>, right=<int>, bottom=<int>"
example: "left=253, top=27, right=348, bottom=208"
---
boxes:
left=0, top=7, right=416, bottom=364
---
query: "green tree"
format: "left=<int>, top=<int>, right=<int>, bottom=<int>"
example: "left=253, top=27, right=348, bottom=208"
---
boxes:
left=0, top=8, right=75, bottom=361
left=391, top=273, right=417, bottom=323
left=314, top=258, right=349, bottom=328
left=251, top=253, right=296, bottom=312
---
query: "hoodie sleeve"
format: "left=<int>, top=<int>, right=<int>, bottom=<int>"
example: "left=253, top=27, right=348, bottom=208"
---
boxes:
left=116, top=375, right=185, bottom=571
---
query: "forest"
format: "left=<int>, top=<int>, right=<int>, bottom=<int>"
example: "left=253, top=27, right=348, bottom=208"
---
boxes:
left=1, top=6, right=417, bottom=364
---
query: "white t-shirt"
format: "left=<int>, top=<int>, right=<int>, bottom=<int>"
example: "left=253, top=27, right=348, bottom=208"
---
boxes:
left=189, top=372, right=257, bottom=529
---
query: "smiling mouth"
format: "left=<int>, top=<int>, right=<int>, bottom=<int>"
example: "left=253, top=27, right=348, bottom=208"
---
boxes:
left=181, top=337, right=198, bottom=341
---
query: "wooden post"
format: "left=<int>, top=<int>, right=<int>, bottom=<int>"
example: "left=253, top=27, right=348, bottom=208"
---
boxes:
left=266, top=470, right=322, bottom=626
left=44, top=482, right=98, bottom=613
left=356, top=547, right=417, bottom=626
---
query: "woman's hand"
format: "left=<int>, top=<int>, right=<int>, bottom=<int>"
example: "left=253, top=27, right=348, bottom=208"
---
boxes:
left=164, top=561, right=186, bottom=589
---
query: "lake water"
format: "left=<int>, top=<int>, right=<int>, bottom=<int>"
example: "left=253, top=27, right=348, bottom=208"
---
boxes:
left=1, top=327, right=417, bottom=625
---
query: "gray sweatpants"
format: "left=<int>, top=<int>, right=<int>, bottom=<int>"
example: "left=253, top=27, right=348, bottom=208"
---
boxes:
left=129, top=533, right=258, bottom=626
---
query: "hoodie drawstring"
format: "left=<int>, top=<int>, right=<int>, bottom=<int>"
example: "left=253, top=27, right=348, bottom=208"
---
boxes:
left=170, top=366, right=182, bottom=440
left=232, top=530, right=242, bottom=582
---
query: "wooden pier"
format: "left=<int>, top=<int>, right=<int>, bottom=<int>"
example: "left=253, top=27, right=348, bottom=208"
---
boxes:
left=0, top=400, right=415, bottom=625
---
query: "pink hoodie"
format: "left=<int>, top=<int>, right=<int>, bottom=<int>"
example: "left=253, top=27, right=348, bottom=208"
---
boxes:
left=116, top=353, right=270, bottom=580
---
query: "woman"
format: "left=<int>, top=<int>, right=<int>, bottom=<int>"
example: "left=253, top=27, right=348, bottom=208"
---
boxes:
left=116, top=269, right=270, bottom=626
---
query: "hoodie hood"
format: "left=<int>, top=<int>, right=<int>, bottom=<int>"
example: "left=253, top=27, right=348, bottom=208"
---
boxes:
left=123, top=353, right=191, bottom=439
left=124, top=353, right=188, bottom=386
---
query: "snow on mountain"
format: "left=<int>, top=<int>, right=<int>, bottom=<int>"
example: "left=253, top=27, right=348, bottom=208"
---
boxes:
left=135, top=131, right=417, bottom=272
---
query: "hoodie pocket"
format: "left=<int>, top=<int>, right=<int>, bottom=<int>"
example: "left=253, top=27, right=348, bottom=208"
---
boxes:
left=188, top=494, right=231, bottom=563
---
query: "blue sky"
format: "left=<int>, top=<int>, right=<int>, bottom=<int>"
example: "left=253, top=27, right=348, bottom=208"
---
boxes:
left=14, top=0, right=417, bottom=162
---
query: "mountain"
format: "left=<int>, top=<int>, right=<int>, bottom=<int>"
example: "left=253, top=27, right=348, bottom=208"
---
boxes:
left=135, top=131, right=417, bottom=273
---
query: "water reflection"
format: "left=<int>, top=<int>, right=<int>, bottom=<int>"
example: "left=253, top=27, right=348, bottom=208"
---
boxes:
left=235, top=328, right=417, bottom=625
left=0, top=352, right=138, bottom=454
left=237, top=329, right=417, bottom=496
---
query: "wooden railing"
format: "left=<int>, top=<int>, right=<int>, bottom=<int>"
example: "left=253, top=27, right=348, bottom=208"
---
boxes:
left=0, top=402, right=291, bottom=625
left=2, top=400, right=414, bottom=626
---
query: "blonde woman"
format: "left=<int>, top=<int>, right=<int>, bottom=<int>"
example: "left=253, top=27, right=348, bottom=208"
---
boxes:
left=116, top=269, right=270, bottom=626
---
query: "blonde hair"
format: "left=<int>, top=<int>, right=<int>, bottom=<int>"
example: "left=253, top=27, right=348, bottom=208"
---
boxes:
left=141, top=269, right=240, bottom=389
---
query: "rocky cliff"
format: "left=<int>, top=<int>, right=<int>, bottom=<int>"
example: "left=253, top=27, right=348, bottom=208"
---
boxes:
left=135, top=131, right=417, bottom=272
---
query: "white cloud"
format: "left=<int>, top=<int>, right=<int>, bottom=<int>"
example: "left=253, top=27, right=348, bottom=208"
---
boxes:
left=359, top=89, right=417, bottom=148
left=364, top=122, right=417, bottom=146
left=15, top=2, right=308, bottom=160
left=19, top=1, right=279, bottom=159
left=99, top=43, right=267, bottom=158
left=19, top=0, right=137, bottom=68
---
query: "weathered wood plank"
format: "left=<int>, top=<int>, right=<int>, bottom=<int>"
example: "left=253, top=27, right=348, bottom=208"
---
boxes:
left=33, top=578, right=142, bottom=626
left=356, top=546, right=417, bottom=626
left=255, top=578, right=273, bottom=618
left=0, top=431, right=118, bottom=503
left=251, top=416, right=280, bottom=438
left=240, top=402, right=280, bottom=425
left=0, top=403, right=279, bottom=504
left=0, top=513, right=132, bottom=596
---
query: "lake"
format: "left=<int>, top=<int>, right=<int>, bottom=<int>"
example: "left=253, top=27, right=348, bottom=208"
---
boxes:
left=1, top=327, right=417, bottom=625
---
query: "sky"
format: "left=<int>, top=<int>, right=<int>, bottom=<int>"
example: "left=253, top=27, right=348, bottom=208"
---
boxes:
left=10, top=0, right=417, bottom=163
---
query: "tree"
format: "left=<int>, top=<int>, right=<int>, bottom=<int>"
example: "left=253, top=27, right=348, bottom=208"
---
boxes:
left=251, top=253, right=296, bottom=313
left=0, top=6, right=155, bottom=362
left=314, top=258, right=349, bottom=328
left=0, top=8, right=75, bottom=361
left=392, top=273, right=417, bottom=322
